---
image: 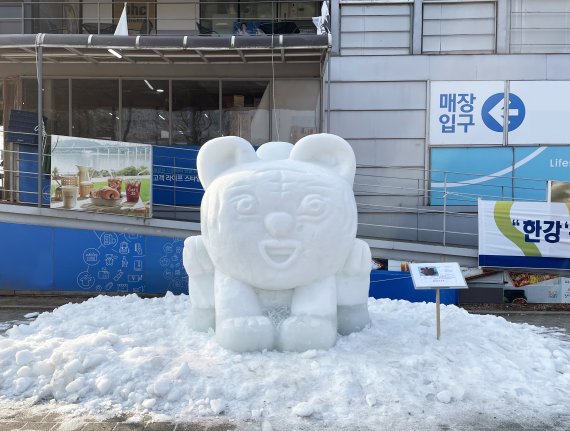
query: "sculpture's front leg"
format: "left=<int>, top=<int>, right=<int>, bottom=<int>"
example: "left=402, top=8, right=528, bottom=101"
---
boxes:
left=214, top=271, right=275, bottom=352
left=336, top=238, right=371, bottom=335
left=278, top=276, right=337, bottom=352
left=183, top=235, right=215, bottom=331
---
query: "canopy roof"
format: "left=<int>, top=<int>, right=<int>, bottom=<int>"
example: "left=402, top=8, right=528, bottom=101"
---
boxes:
left=0, top=34, right=331, bottom=65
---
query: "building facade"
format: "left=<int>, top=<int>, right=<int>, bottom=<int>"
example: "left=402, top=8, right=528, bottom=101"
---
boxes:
left=1, top=0, right=570, bottom=301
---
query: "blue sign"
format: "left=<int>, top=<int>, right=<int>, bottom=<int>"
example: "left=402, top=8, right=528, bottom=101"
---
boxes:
left=481, top=92, right=525, bottom=133
left=431, top=146, right=570, bottom=205
left=152, top=145, right=204, bottom=207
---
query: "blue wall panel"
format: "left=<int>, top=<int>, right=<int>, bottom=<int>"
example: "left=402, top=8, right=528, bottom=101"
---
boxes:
left=1, top=221, right=456, bottom=305
left=369, top=270, right=458, bottom=305
left=0, top=222, right=54, bottom=290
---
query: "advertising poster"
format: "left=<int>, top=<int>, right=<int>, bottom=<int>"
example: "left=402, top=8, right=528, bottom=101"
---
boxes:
left=478, top=200, right=570, bottom=271
left=431, top=146, right=570, bottom=205
left=50, top=135, right=152, bottom=218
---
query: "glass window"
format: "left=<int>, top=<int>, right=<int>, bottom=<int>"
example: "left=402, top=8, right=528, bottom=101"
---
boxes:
left=72, top=79, right=119, bottom=140
left=222, top=81, right=269, bottom=145
left=122, top=79, right=169, bottom=145
left=44, top=79, right=69, bottom=136
left=22, top=79, right=38, bottom=112
left=272, top=79, right=320, bottom=143
left=172, top=81, right=220, bottom=146
left=1, top=82, right=3, bottom=169
left=200, top=0, right=319, bottom=34
left=0, top=4, right=22, bottom=34
left=199, top=0, right=238, bottom=34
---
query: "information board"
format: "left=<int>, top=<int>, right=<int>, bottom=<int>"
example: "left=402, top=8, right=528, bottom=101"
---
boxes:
left=409, top=262, right=467, bottom=290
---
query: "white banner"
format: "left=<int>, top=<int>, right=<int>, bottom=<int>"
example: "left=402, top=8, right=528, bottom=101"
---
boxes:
left=429, top=81, right=505, bottom=146
left=478, top=200, right=570, bottom=271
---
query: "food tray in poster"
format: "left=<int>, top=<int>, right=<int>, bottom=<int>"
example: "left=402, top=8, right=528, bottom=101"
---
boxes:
left=90, top=196, right=123, bottom=207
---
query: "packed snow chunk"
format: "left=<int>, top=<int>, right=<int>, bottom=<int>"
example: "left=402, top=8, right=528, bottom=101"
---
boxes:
left=62, top=359, right=83, bottom=377
left=65, top=377, right=85, bottom=394
left=142, top=398, right=157, bottom=409
left=95, top=377, right=112, bottom=395
left=82, top=354, right=106, bottom=370
left=365, top=394, right=377, bottom=407
left=183, top=134, right=371, bottom=352
left=251, top=408, right=263, bottom=419
left=15, top=350, right=34, bottom=366
left=32, top=360, right=55, bottom=377
left=14, top=377, right=34, bottom=394
left=24, top=312, right=39, bottom=319
left=210, top=398, right=226, bottom=415
left=436, top=390, right=452, bottom=404
left=292, top=402, right=314, bottom=417
left=16, top=366, right=32, bottom=378
left=149, top=379, right=172, bottom=398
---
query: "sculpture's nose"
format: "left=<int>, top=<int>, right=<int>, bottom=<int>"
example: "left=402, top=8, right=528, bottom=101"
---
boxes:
left=264, top=212, right=294, bottom=238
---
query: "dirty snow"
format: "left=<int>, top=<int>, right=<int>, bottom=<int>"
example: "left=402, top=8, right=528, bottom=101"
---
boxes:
left=0, top=294, right=568, bottom=430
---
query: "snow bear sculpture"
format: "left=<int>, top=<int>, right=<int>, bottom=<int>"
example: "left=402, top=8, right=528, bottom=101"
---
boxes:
left=182, top=133, right=371, bottom=352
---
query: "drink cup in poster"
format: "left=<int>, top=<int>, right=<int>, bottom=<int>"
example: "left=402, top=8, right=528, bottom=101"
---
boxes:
left=79, top=181, right=93, bottom=198
left=62, top=185, right=78, bottom=209
left=126, top=179, right=141, bottom=203
left=108, top=178, right=122, bottom=195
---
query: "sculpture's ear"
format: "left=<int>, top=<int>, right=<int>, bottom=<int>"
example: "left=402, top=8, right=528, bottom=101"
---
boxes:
left=290, top=133, right=356, bottom=184
left=197, top=136, right=257, bottom=189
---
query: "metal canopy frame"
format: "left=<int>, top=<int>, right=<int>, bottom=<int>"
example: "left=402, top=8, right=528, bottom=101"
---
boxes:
left=0, top=33, right=331, bottom=65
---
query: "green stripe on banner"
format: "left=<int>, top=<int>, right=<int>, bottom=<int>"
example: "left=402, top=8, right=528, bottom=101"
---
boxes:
left=493, top=201, right=541, bottom=257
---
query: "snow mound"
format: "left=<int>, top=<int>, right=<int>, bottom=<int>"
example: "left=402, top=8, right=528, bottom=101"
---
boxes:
left=0, top=294, right=568, bottom=430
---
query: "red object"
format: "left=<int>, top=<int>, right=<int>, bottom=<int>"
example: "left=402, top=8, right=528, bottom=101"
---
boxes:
left=126, top=180, right=141, bottom=203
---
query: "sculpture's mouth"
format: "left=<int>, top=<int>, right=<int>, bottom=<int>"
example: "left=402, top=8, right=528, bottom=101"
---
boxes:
left=259, top=240, right=300, bottom=268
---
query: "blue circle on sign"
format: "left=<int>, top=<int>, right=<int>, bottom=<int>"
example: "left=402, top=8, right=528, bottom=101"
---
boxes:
left=506, top=93, right=525, bottom=131
left=481, top=92, right=525, bottom=132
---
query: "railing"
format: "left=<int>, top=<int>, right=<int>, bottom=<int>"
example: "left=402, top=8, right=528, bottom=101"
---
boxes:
left=0, top=129, right=554, bottom=249
left=0, top=1, right=321, bottom=36
left=353, top=164, right=550, bottom=248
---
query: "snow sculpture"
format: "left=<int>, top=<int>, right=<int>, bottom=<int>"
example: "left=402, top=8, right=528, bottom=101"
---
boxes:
left=183, top=133, right=371, bottom=352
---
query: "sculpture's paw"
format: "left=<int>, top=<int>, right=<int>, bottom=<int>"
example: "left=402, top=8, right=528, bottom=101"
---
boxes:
left=216, top=316, right=275, bottom=352
left=188, top=307, right=215, bottom=332
left=278, top=315, right=337, bottom=352
left=341, top=239, right=372, bottom=276
left=183, top=236, right=213, bottom=276
left=337, top=304, right=370, bottom=336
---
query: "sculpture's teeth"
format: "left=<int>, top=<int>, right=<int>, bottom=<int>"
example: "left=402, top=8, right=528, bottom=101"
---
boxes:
left=266, top=247, right=295, bottom=263
left=259, top=241, right=300, bottom=267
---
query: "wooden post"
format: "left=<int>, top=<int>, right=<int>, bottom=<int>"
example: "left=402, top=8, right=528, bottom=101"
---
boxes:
left=436, top=288, right=441, bottom=340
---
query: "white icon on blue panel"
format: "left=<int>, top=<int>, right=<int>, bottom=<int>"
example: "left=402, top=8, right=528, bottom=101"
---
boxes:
left=119, top=242, right=129, bottom=254
left=77, top=271, right=95, bottom=289
left=101, top=233, right=118, bottom=247
left=481, top=92, right=525, bottom=132
left=83, top=248, right=100, bottom=266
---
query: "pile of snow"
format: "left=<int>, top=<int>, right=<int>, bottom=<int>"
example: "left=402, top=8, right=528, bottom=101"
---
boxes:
left=0, top=294, right=568, bottom=430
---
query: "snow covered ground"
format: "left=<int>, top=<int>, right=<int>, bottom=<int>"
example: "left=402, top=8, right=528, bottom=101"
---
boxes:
left=0, top=294, right=568, bottom=430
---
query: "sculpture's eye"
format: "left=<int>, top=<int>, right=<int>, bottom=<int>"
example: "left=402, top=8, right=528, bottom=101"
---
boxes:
left=298, top=194, right=326, bottom=218
left=233, top=194, right=258, bottom=215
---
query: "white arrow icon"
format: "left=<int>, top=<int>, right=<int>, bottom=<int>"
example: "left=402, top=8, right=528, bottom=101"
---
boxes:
left=489, top=98, right=505, bottom=127
left=489, top=97, right=520, bottom=129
